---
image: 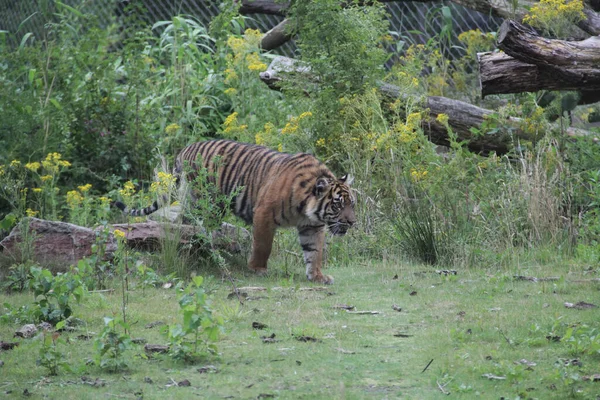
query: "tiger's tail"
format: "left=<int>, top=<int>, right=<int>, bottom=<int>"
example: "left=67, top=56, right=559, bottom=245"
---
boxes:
left=112, top=198, right=162, bottom=217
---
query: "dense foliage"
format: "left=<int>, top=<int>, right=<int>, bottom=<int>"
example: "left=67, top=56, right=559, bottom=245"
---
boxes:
left=1, top=0, right=599, bottom=273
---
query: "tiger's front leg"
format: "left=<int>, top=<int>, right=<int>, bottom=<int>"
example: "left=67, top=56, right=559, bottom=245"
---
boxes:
left=247, top=206, right=277, bottom=275
left=297, top=225, right=333, bottom=285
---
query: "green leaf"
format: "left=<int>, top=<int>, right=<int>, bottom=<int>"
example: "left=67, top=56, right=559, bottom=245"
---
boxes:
left=55, top=1, right=83, bottom=18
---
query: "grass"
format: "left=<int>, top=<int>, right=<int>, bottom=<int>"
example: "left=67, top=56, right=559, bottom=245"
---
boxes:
left=1, top=248, right=600, bottom=399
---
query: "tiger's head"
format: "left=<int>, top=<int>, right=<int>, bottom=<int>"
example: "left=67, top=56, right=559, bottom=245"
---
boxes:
left=314, top=175, right=356, bottom=236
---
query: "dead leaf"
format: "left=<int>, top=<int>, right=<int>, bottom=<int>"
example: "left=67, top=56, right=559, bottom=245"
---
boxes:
left=177, top=379, right=191, bottom=387
left=436, top=270, right=457, bottom=275
left=336, top=348, right=356, bottom=354
left=346, top=310, right=380, bottom=315
left=81, top=376, right=106, bottom=387
left=145, top=321, right=165, bottom=329
left=252, top=322, right=268, bottom=330
left=0, top=342, right=19, bottom=351
left=237, top=286, right=267, bottom=292
left=481, top=373, right=506, bottom=380
left=14, top=324, right=37, bottom=339
left=257, top=394, right=275, bottom=399
left=261, top=333, right=279, bottom=343
left=332, top=304, right=355, bottom=311
left=564, top=301, right=598, bottom=309
left=514, top=275, right=559, bottom=282
left=162, top=282, right=173, bottom=289
left=131, top=338, right=147, bottom=344
left=197, top=365, right=218, bottom=374
left=393, top=333, right=413, bottom=338
left=546, top=335, right=561, bottom=342
left=391, top=305, right=402, bottom=312
left=582, top=374, right=600, bottom=382
left=409, top=291, right=417, bottom=296
left=392, top=274, right=399, bottom=280
left=144, top=344, right=169, bottom=354
left=293, top=335, right=321, bottom=343
left=144, top=377, right=153, bottom=384
left=515, top=359, right=537, bottom=367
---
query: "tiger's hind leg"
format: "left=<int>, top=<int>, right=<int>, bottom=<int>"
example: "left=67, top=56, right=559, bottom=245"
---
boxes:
left=297, top=225, right=333, bottom=285
left=247, top=206, right=277, bottom=275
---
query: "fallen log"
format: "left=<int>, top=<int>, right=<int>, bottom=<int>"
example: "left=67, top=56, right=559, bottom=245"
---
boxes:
left=260, top=56, right=595, bottom=154
left=261, top=18, right=293, bottom=51
left=498, top=20, right=600, bottom=74
left=478, top=51, right=600, bottom=96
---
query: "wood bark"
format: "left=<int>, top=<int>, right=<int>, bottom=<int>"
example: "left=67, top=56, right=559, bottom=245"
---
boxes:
left=260, top=56, right=593, bottom=155
left=478, top=51, right=600, bottom=96
left=478, top=20, right=600, bottom=95
left=261, top=18, right=293, bottom=51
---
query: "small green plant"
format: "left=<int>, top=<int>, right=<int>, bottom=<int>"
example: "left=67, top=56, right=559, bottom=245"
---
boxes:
left=562, top=324, right=600, bottom=356
left=94, top=317, right=133, bottom=372
left=29, top=267, right=84, bottom=325
left=3, top=263, right=34, bottom=292
left=73, top=223, right=113, bottom=290
left=37, top=321, right=70, bottom=376
left=162, top=276, right=223, bottom=362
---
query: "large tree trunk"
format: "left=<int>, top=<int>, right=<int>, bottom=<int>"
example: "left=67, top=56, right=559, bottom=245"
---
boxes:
left=479, top=20, right=600, bottom=96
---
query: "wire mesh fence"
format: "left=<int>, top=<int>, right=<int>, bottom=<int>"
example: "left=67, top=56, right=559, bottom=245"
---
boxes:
left=0, top=0, right=501, bottom=56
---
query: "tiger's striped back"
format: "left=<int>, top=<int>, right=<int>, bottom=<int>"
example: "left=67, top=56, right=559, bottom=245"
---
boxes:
left=176, top=140, right=335, bottom=226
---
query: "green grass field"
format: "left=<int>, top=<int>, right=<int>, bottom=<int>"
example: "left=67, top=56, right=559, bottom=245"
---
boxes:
left=1, top=253, right=599, bottom=399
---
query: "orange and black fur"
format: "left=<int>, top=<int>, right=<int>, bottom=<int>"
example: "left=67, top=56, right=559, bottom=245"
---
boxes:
left=115, top=140, right=356, bottom=284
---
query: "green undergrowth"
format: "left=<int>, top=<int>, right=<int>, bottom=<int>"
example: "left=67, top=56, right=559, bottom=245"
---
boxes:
left=1, top=254, right=599, bottom=399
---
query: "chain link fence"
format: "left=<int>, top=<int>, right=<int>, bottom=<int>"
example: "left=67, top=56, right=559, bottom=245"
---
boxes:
left=0, top=0, right=501, bottom=56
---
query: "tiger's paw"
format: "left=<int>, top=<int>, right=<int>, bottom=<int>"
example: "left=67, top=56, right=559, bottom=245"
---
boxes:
left=309, top=274, right=334, bottom=285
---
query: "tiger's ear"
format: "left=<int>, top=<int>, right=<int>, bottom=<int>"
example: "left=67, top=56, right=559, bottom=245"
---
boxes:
left=314, top=177, right=331, bottom=198
left=339, top=174, right=354, bottom=186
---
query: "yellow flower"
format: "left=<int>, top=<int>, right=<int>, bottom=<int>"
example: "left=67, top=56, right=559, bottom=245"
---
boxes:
left=113, top=229, right=126, bottom=239
left=119, top=181, right=136, bottom=197
left=10, top=160, right=21, bottom=168
left=78, top=184, right=92, bottom=193
left=224, top=112, right=238, bottom=128
left=40, top=175, right=53, bottom=182
left=26, top=208, right=38, bottom=217
left=99, top=196, right=111, bottom=206
left=32, top=188, right=42, bottom=193
left=436, top=113, right=449, bottom=125
left=25, top=162, right=41, bottom=172
left=277, top=143, right=283, bottom=152
left=255, top=132, right=265, bottom=145
left=316, top=138, right=326, bottom=147
left=66, top=190, right=84, bottom=207
left=165, top=123, right=181, bottom=135
left=224, top=88, right=237, bottom=96
left=151, top=171, right=176, bottom=194
left=411, top=77, right=419, bottom=87
left=0, top=165, right=4, bottom=176
left=406, top=112, right=422, bottom=130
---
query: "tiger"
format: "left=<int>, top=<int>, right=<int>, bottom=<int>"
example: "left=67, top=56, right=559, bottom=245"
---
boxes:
left=114, top=139, right=356, bottom=284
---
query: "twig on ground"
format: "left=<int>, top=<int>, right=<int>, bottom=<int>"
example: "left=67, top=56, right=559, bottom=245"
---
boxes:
left=422, top=359, right=434, bottom=373
left=436, top=380, right=450, bottom=395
